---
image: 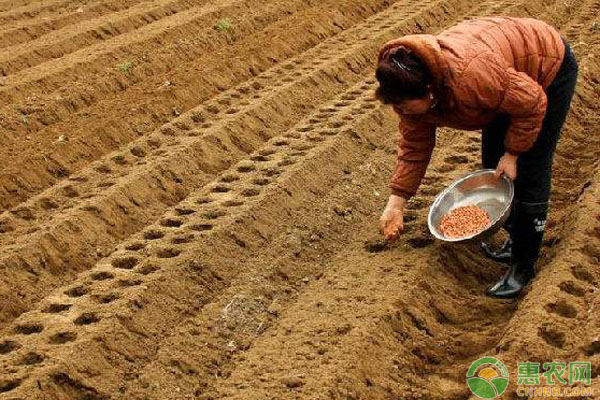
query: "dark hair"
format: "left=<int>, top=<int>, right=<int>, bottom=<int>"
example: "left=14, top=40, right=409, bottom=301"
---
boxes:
left=375, top=47, right=432, bottom=104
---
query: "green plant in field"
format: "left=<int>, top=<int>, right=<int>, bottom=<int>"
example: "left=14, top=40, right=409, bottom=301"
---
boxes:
left=214, top=18, right=232, bottom=32
left=21, top=114, right=28, bottom=125
left=117, top=60, right=133, bottom=74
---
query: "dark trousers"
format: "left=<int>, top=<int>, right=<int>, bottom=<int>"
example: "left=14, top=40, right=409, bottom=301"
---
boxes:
left=481, top=40, right=578, bottom=265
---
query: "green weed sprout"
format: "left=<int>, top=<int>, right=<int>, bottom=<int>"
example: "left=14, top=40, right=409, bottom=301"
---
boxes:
left=117, top=61, right=133, bottom=74
left=214, top=18, right=232, bottom=32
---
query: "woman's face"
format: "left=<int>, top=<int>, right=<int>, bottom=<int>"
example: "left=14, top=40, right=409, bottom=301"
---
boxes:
left=394, top=95, right=433, bottom=115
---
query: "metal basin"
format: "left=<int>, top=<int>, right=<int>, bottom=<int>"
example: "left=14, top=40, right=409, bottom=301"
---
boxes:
left=428, top=169, right=514, bottom=242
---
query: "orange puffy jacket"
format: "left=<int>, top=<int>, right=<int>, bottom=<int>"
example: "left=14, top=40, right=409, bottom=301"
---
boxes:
left=378, top=17, right=565, bottom=200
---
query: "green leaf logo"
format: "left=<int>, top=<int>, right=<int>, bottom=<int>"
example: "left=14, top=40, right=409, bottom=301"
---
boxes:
left=466, top=357, right=510, bottom=399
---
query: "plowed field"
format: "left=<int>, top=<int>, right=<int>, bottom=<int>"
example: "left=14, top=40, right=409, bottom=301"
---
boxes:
left=0, top=0, right=599, bottom=399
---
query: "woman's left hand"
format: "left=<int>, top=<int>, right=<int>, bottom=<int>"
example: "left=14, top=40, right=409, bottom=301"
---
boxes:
left=494, top=153, right=518, bottom=180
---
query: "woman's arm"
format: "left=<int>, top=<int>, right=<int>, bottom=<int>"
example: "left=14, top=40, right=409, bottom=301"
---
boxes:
left=381, top=117, right=436, bottom=241
left=389, top=117, right=437, bottom=199
left=497, top=67, right=548, bottom=156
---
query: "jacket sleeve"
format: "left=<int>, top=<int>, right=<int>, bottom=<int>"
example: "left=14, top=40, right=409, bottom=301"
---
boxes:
left=460, top=52, right=548, bottom=155
left=498, top=68, right=548, bottom=155
left=389, top=115, right=436, bottom=200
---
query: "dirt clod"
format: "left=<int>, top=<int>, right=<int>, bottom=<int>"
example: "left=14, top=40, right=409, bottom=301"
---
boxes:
left=282, top=376, right=304, bottom=388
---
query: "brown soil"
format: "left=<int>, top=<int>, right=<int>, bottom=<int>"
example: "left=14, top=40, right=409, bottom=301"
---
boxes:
left=0, top=0, right=598, bottom=399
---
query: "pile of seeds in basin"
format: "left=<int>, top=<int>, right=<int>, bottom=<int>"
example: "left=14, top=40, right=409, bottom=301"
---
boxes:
left=438, top=205, right=491, bottom=238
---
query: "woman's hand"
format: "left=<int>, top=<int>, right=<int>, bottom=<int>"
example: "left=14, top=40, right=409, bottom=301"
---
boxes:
left=380, top=195, right=407, bottom=242
left=495, top=153, right=518, bottom=180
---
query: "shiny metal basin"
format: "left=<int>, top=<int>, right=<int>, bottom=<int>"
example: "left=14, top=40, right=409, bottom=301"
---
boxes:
left=428, top=169, right=514, bottom=242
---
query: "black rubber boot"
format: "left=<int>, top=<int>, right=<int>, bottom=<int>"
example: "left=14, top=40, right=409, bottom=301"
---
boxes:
left=485, top=260, right=535, bottom=299
left=486, top=201, right=547, bottom=299
left=480, top=206, right=515, bottom=264
left=480, top=238, right=512, bottom=264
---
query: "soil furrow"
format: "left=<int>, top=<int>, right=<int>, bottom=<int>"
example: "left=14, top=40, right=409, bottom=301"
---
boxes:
left=0, top=0, right=395, bottom=211
left=0, top=0, right=483, bottom=398
left=119, top=119, right=481, bottom=400
left=198, top=1, right=600, bottom=399
left=336, top=4, right=600, bottom=399
left=122, top=116, right=403, bottom=400
left=0, top=0, right=460, bottom=331
left=0, top=0, right=315, bottom=96
left=0, top=0, right=179, bottom=50
left=0, top=0, right=208, bottom=76
left=0, top=74, right=392, bottom=400
left=0, top=0, right=415, bottom=244
left=0, top=0, right=488, bottom=383
left=483, top=165, right=600, bottom=399
left=0, top=0, right=79, bottom=20
left=117, top=0, right=523, bottom=395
